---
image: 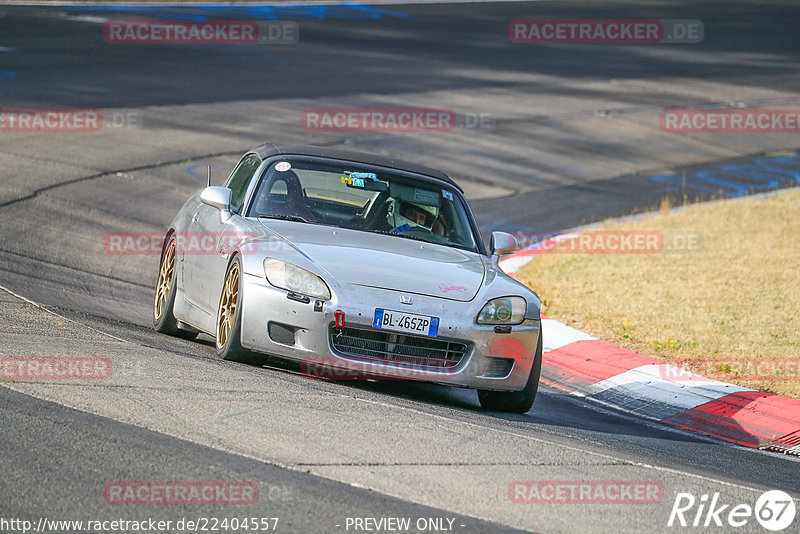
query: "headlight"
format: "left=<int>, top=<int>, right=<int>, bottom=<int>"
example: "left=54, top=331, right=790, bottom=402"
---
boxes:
left=476, top=297, right=526, bottom=325
left=263, top=259, right=331, bottom=300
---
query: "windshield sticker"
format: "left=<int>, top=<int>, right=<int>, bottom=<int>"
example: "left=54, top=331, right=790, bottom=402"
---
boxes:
left=350, top=172, right=378, bottom=181
left=442, top=190, right=454, bottom=201
left=341, top=172, right=377, bottom=187
left=274, top=161, right=292, bottom=172
left=340, top=175, right=363, bottom=187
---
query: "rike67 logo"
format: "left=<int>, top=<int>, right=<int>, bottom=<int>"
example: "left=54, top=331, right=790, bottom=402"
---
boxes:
left=668, top=490, right=796, bottom=531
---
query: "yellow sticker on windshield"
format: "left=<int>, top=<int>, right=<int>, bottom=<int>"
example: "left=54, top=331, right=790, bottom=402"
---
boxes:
left=341, top=175, right=364, bottom=187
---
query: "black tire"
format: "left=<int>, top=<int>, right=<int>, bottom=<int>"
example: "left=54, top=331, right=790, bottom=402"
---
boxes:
left=153, top=235, right=199, bottom=340
left=478, top=327, right=543, bottom=414
left=215, top=256, right=264, bottom=366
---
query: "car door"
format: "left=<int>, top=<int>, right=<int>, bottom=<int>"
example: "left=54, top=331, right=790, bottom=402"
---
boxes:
left=185, top=154, right=262, bottom=322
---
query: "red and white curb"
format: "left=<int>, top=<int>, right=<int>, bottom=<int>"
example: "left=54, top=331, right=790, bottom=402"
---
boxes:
left=500, top=245, right=800, bottom=452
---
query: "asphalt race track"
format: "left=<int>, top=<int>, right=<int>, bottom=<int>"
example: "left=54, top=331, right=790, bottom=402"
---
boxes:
left=1, top=2, right=799, bottom=533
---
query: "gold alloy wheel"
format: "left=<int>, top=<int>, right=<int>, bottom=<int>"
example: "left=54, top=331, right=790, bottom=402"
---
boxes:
left=154, top=240, right=176, bottom=321
left=216, top=263, right=239, bottom=349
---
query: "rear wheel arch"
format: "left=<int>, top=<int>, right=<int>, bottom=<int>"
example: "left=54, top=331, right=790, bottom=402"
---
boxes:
left=153, top=232, right=198, bottom=340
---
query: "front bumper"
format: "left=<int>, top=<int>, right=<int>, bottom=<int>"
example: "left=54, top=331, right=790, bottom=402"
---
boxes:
left=239, top=273, right=541, bottom=391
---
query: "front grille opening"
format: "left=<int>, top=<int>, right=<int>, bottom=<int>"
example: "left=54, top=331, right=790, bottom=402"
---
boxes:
left=330, top=326, right=467, bottom=369
left=483, top=357, right=514, bottom=378
left=268, top=322, right=296, bottom=346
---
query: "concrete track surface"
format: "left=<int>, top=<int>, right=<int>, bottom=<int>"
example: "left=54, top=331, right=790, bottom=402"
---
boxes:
left=0, top=2, right=799, bottom=533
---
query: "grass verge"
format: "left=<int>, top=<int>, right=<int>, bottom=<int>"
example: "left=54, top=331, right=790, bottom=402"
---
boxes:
left=516, top=188, right=800, bottom=399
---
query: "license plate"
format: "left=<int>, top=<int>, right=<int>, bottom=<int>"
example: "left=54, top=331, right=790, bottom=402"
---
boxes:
left=373, top=309, right=439, bottom=337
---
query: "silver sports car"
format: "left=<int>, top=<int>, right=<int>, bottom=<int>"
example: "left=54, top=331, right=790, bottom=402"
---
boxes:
left=154, top=144, right=542, bottom=412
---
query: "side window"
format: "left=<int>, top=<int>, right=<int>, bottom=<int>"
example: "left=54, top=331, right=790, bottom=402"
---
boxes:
left=225, top=155, right=261, bottom=213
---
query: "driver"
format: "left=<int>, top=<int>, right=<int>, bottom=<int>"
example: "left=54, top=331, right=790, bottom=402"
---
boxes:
left=391, top=201, right=445, bottom=236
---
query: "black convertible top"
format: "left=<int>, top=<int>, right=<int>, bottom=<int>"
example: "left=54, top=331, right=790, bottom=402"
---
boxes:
left=251, top=143, right=463, bottom=192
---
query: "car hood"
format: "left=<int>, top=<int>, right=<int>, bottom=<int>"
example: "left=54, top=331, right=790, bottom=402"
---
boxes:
left=258, top=220, right=485, bottom=302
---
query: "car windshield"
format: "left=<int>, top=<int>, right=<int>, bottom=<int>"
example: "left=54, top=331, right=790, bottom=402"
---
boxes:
left=246, top=158, right=480, bottom=252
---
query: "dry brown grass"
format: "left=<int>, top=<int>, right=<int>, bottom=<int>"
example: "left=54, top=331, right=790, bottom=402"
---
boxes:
left=516, top=188, right=800, bottom=398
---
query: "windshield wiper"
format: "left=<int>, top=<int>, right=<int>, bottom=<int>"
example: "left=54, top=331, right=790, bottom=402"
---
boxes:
left=373, top=230, right=477, bottom=252
left=259, top=214, right=310, bottom=223
left=387, top=232, right=430, bottom=244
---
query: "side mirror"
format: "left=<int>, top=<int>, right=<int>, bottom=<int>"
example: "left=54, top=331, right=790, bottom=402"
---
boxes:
left=200, top=186, right=231, bottom=211
left=490, top=231, right=519, bottom=263
left=200, top=186, right=233, bottom=222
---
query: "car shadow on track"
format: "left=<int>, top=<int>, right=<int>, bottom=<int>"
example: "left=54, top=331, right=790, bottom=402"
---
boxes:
left=254, top=355, right=729, bottom=448
left=106, top=317, right=759, bottom=455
